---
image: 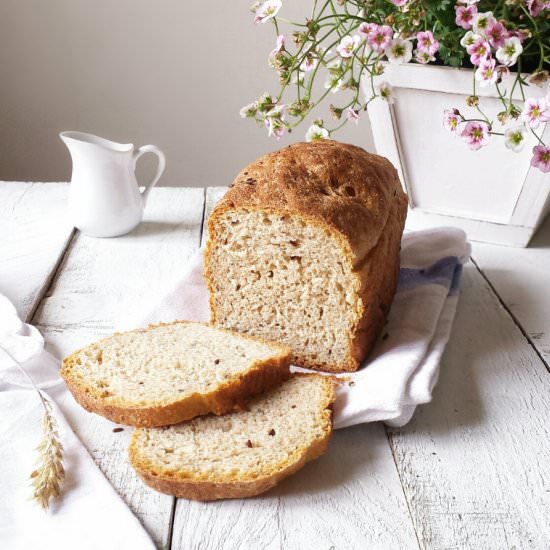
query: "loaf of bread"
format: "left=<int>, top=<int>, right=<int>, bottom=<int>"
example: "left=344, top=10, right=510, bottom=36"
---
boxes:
left=61, top=321, right=291, bottom=427
left=204, top=140, right=407, bottom=373
left=129, top=374, right=335, bottom=500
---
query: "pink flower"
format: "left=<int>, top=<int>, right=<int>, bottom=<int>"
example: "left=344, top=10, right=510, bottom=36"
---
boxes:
left=466, top=37, right=491, bottom=66
left=526, top=0, right=550, bottom=16
left=486, top=20, right=507, bottom=48
left=390, top=0, right=409, bottom=5
left=531, top=145, right=550, bottom=172
left=475, top=58, right=497, bottom=87
left=300, top=54, right=318, bottom=72
left=521, top=97, right=550, bottom=129
left=347, top=107, right=360, bottom=124
left=367, top=25, right=393, bottom=53
left=443, top=108, right=462, bottom=133
left=358, top=22, right=376, bottom=39
left=416, top=31, right=439, bottom=56
left=461, top=121, right=490, bottom=150
left=455, top=5, right=477, bottom=29
left=507, top=28, right=529, bottom=43
left=337, top=34, right=361, bottom=58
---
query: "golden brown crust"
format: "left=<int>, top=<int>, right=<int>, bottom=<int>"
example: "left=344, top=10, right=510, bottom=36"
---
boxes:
left=204, top=140, right=407, bottom=373
left=209, top=140, right=406, bottom=265
left=128, top=374, right=335, bottom=501
left=61, top=321, right=292, bottom=428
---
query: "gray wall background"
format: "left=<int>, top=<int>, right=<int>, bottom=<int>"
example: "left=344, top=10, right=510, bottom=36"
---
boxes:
left=0, top=0, right=374, bottom=187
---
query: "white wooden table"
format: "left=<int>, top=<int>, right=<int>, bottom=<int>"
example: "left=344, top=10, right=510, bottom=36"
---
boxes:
left=3, top=181, right=550, bottom=550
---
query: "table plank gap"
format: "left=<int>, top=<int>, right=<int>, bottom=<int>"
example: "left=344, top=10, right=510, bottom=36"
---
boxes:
left=385, top=425, right=424, bottom=550
left=471, top=256, right=550, bottom=374
left=32, top=187, right=206, bottom=549
left=28, top=228, right=76, bottom=322
left=471, top=215, right=550, bottom=367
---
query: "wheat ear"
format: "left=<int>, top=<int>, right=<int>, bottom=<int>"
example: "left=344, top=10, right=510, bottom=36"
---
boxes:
left=0, top=344, right=65, bottom=509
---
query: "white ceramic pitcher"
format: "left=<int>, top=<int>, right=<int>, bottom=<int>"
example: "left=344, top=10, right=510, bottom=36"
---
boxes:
left=60, top=131, right=166, bottom=237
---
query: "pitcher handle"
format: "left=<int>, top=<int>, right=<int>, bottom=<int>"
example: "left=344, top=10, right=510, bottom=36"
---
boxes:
left=133, top=144, right=166, bottom=206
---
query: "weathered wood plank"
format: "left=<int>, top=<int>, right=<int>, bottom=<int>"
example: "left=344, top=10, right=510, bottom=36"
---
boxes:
left=33, top=187, right=206, bottom=549
left=172, top=423, right=420, bottom=550
left=170, top=186, right=420, bottom=550
left=471, top=215, right=550, bottom=366
left=389, top=263, right=550, bottom=549
left=0, top=181, right=74, bottom=321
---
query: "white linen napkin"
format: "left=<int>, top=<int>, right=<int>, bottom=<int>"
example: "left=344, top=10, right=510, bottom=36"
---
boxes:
left=118, top=227, right=470, bottom=429
left=0, top=295, right=155, bottom=550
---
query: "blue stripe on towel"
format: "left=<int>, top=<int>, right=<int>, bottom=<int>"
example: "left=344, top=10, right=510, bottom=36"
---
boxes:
left=397, top=256, right=463, bottom=294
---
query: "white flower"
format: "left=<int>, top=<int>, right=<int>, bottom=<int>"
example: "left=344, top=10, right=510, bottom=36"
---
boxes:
left=305, top=123, right=329, bottom=142
left=336, top=35, right=361, bottom=58
left=254, top=0, right=282, bottom=24
left=240, top=102, right=258, bottom=118
left=377, top=81, right=394, bottom=104
left=496, top=37, right=523, bottom=67
left=472, top=11, right=494, bottom=34
left=504, top=126, right=527, bottom=152
left=324, top=74, right=344, bottom=93
left=300, top=54, right=318, bottom=72
left=264, top=105, right=286, bottom=139
left=268, top=34, right=285, bottom=67
left=386, top=38, right=413, bottom=64
left=460, top=30, right=480, bottom=48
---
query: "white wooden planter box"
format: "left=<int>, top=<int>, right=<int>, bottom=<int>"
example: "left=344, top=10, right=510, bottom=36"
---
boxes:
left=364, top=63, right=550, bottom=247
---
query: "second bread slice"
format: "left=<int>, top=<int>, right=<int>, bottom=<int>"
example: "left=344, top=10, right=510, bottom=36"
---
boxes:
left=129, top=374, right=335, bottom=500
left=61, top=321, right=291, bottom=427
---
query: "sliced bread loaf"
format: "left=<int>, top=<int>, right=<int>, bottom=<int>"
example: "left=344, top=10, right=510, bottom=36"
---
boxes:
left=129, top=374, right=335, bottom=500
left=204, top=140, right=407, bottom=373
left=61, top=321, right=291, bottom=427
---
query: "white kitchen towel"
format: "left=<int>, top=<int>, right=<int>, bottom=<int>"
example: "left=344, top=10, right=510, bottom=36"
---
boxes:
left=119, top=227, right=470, bottom=429
left=0, top=295, right=155, bottom=550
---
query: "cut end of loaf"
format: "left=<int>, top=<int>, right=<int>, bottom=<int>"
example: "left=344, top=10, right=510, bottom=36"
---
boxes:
left=205, top=141, right=407, bottom=373
left=129, top=374, right=336, bottom=501
left=206, top=210, right=361, bottom=372
left=61, top=321, right=292, bottom=427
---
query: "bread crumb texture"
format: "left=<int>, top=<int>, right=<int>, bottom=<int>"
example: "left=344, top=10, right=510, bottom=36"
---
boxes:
left=205, top=141, right=407, bottom=372
left=129, top=374, right=335, bottom=500
left=61, top=321, right=291, bottom=427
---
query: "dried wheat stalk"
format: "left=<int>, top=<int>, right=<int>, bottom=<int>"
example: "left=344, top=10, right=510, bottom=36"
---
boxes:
left=0, top=344, right=65, bottom=509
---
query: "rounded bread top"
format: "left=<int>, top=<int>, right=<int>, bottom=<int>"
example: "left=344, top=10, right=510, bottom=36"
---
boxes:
left=212, top=140, right=407, bottom=264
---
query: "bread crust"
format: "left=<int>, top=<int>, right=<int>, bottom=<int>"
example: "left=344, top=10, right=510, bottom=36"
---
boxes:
left=204, top=140, right=407, bottom=373
left=128, top=374, right=335, bottom=501
left=61, top=321, right=292, bottom=428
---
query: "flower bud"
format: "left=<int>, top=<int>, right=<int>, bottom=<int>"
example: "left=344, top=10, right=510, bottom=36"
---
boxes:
left=329, top=104, right=343, bottom=120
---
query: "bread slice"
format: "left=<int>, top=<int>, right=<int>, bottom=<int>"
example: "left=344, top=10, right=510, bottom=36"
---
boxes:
left=61, top=321, right=291, bottom=427
left=204, top=140, right=407, bottom=373
left=129, top=374, right=335, bottom=500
